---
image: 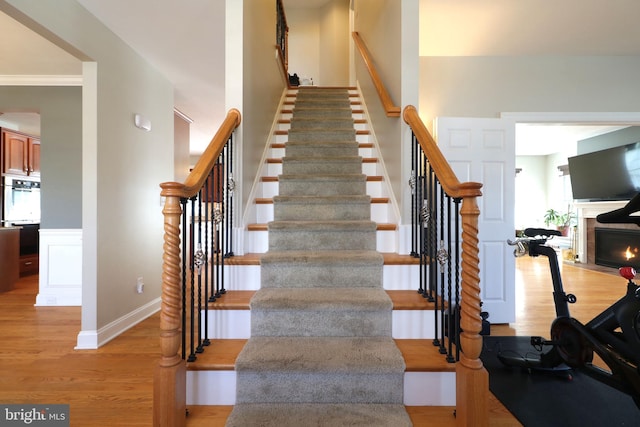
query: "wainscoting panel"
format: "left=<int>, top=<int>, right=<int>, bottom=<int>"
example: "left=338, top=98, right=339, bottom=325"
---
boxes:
left=36, top=229, right=82, bottom=306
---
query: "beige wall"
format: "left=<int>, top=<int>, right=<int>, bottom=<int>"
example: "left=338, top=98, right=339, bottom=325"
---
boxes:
left=419, top=56, right=640, bottom=132
left=174, top=112, right=191, bottom=182
left=319, top=0, right=350, bottom=86
left=287, top=7, right=321, bottom=84
left=354, top=0, right=402, bottom=200
left=240, top=0, right=287, bottom=211
left=2, top=0, right=175, bottom=339
left=286, top=0, right=350, bottom=87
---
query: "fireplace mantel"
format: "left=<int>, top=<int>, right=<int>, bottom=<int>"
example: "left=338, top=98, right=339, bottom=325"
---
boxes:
left=575, top=200, right=628, bottom=265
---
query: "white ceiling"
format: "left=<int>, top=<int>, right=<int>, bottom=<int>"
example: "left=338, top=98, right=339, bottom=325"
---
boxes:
left=1, top=0, right=639, bottom=155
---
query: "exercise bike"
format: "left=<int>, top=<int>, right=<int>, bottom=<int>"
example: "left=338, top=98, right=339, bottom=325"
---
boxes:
left=500, top=195, right=640, bottom=409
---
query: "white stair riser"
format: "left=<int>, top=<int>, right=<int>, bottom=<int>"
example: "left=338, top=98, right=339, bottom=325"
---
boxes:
left=203, top=308, right=434, bottom=340
left=404, top=372, right=456, bottom=406
left=270, top=147, right=372, bottom=158
left=263, top=162, right=376, bottom=176
left=244, top=229, right=396, bottom=253
left=256, top=203, right=391, bottom=223
left=259, top=180, right=383, bottom=199
left=186, top=371, right=236, bottom=405
left=186, top=371, right=455, bottom=406
left=226, top=264, right=418, bottom=292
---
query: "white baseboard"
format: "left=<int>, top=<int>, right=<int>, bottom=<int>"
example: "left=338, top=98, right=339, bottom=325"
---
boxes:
left=75, top=297, right=161, bottom=349
left=36, top=229, right=82, bottom=306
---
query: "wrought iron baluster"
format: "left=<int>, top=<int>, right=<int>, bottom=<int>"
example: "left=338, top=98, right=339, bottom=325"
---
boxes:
left=180, top=198, right=188, bottom=360
left=445, top=195, right=455, bottom=362
left=454, top=198, right=462, bottom=361
left=187, top=197, right=197, bottom=362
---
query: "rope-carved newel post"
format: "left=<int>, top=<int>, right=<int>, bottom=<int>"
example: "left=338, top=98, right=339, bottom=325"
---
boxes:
left=154, top=109, right=241, bottom=427
left=456, top=188, right=488, bottom=427
left=154, top=183, right=187, bottom=427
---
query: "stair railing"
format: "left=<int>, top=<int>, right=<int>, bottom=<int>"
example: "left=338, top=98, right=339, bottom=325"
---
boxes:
left=154, top=108, right=241, bottom=427
left=276, top=0, right=289, bottom=80
left=403, top=105, right=488, bottom=426
left=352, top=31, right=401, bottom=117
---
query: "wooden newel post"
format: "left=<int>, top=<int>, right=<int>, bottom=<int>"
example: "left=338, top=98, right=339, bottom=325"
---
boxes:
left=154, top=184, right=186, bottom=427
left=456, top=190, right=488, bottom=426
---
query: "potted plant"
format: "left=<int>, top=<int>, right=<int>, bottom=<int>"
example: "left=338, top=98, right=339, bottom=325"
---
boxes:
left=543, top=208, right=574, bottom=236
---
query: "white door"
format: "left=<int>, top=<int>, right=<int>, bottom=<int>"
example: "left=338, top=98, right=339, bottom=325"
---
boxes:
left=434, top=117, right=516, bottom=323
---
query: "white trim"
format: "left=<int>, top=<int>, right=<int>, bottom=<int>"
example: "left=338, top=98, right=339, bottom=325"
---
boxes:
left=241, top=87, right=291, bottom=254
left=501, top=111, right=640, bottom=124
left=35, top=229, right=82, bottom=306
left=0, top=75, right=83, bottom=86
left=75, top=297, right=161, bottom=349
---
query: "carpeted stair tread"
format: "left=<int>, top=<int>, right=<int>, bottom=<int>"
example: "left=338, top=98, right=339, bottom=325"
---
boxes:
left=225, top=403, right=412, bottom=427
left=290, top=117, right=355, bottom=128
left=282, top=155, right=363, bottom=175
left=250, top=288, right=392, bottom=337
left=287, top=128, right=356, bottom=142
left=277, top=173, right=367, bottom=196
left=273, top=195, right=371, bottom=221
left=250, top=288, right=391, bottom=311
left=268, top=219, right=376, bottom=232
left=261, top=249, right=382, bottom=264
left=284, top=140, right=359, bottom=157
left=278, top=173, right=366, bottom=181
left=273, top=195, right=371, bottom=205
left=235, top=336, right=405, bottom=373
left=260, top=250, right=383, bottom=288
left=291, top=108, right=354, bottom=119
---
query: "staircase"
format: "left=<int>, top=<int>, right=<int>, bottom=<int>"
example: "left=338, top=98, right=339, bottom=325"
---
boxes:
left=227, top=88, right=409, bottom=425
left=183, top=88, right=457, bottom=425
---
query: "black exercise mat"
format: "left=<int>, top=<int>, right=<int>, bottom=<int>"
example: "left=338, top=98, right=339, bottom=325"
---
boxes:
left=481, top=336, right=639, bottom=427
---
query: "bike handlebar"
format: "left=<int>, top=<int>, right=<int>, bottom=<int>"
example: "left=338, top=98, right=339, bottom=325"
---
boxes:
left=524, top=227, right=562, bottom=238
left=507, top=228, right=562, bottom=258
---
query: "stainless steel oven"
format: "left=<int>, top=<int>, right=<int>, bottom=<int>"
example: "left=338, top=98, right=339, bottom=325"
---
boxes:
left=2, top=177, right=41, bottom=225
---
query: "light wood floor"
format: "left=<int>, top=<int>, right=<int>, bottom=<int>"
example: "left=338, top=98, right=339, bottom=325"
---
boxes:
left=0, top=257, right=623, bottom=426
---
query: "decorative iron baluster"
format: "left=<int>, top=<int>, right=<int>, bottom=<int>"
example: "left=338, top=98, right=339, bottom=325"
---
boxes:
left=187, top=197, right=197, bottom=362
left=195, top=192, right=205, bottom=355
left=453, top=198, right=462, bottom=361
left=445, top=196, right=455, bottom=363
left=180, top=198, right=188, bottom=360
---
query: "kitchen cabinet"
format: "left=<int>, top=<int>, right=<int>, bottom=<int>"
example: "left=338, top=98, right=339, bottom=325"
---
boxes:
left=2, top=129, right=40, bottom=177
left=0, top=227, right=20, bottom=291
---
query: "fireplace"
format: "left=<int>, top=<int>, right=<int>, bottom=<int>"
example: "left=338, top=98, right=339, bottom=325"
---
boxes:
left=594, top=227, right=640, bottom=269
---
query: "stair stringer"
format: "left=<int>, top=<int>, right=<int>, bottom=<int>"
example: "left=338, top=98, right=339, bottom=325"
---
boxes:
left=239, top=87, right=293, bottom=255
left=353, top=81, right=402, bottom=234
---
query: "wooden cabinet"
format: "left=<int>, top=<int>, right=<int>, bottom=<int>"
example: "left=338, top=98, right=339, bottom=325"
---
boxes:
left=19, top=253, right=39, bottom=276
left=2, top=129, right=40, bottom=177
left=0, top=228, right=20, bottom=291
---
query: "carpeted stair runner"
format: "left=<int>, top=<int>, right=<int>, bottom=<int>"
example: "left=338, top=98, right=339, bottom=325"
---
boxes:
left=226, top=88, right=412, bottom=426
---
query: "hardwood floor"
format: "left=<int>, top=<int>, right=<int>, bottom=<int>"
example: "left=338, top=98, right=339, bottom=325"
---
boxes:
left=0, top=257, right=625, bottom=426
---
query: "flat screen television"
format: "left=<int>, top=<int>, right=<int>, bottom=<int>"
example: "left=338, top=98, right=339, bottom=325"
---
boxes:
left=568, top=142, right=640, bottom=201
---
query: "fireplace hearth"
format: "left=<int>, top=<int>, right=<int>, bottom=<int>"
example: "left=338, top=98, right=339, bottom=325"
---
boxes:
left=595, top=227, right=640, bottom=270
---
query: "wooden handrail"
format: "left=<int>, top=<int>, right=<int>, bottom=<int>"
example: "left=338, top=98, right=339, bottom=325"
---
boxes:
left=161, top=108, right=241, bottom=200
left=403, top=104, right=488, bottom=426
left=276, top=0, right=289, bottom=85
left=403, top=105, right=482, bottom=199
left=154, top=108, right=241, bottom=427
left=352, top=31, right=401, bottom=118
